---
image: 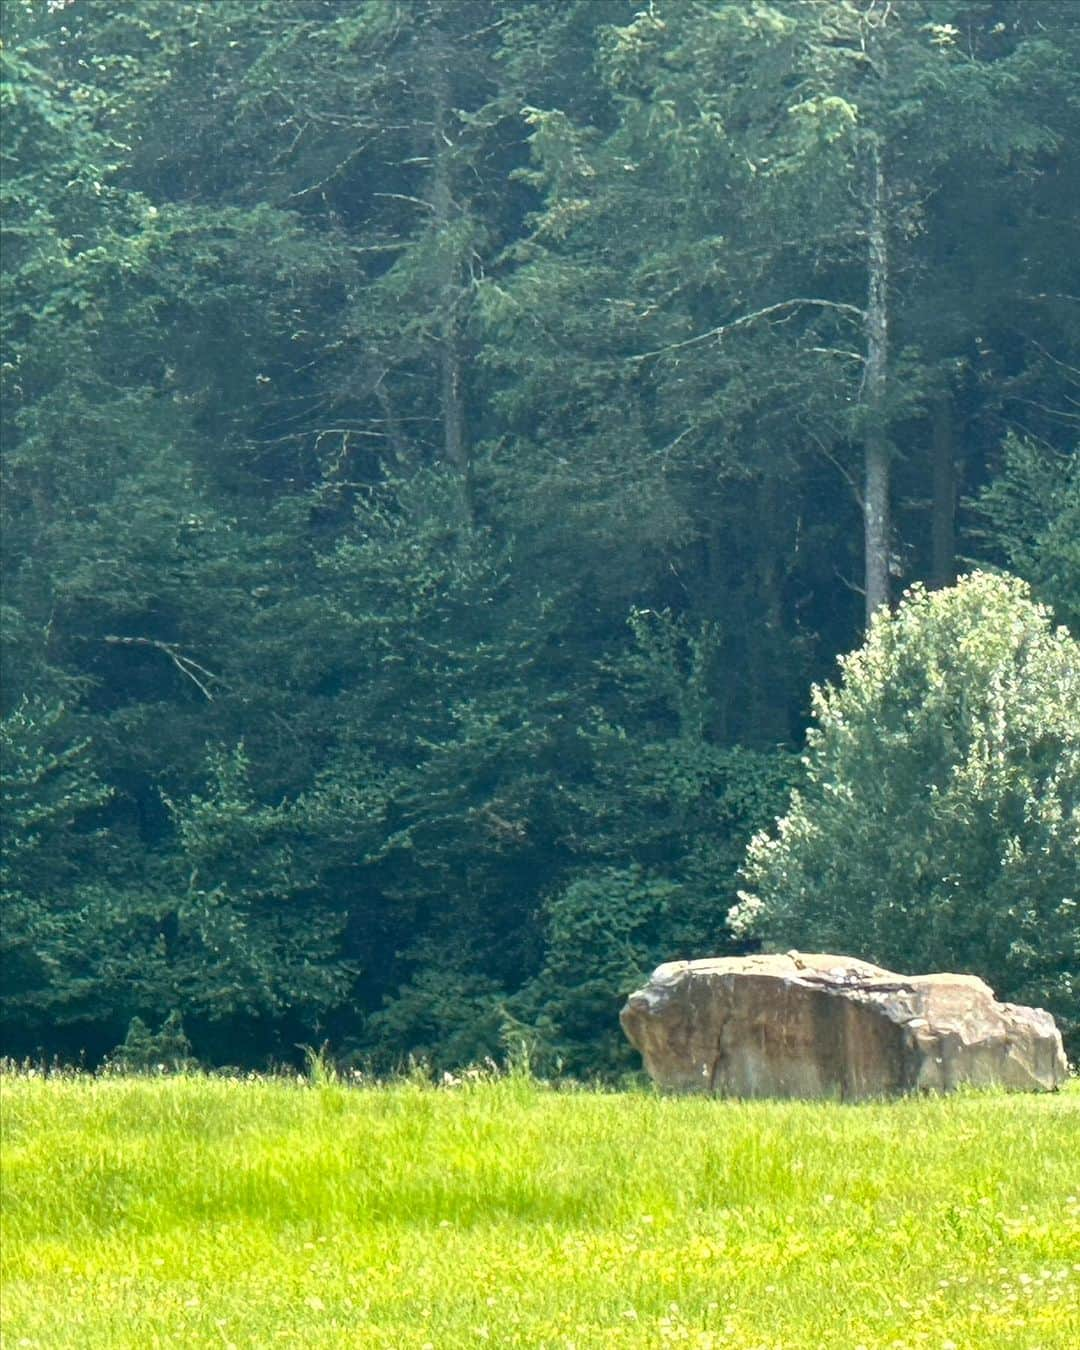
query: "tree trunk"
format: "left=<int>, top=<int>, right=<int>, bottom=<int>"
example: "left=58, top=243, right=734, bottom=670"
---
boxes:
left=862, top=140, right=890, bottom=627
left=930, top=391, right=956, bottom=589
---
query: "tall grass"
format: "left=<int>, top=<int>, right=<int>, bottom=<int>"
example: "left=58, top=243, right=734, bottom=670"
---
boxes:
left=2, top=1068, right=1078, bottom=1347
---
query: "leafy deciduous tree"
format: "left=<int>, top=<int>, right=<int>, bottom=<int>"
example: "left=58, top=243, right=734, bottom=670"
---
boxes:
left=730, top=571, right=1080, bottom=1054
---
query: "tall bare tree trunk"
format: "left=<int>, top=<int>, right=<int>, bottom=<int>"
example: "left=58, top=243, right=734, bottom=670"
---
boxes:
left=930, top=391, right=956, bottom=589
left=863, top=140, right=890, bottom=627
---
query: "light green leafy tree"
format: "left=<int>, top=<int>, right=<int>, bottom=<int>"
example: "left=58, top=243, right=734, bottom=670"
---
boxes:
left=730, top=571, right=1080, bottom=1053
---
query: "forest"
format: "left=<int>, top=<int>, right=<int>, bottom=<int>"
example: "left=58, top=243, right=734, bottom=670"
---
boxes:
left=1, top=0, right=1077, bottom=1075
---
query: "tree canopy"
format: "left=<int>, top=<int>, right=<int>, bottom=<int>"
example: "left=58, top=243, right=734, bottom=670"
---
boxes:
left=731, top=572, right=1079, bottom=1048
left=2, top=0, right=1077, bottom=1071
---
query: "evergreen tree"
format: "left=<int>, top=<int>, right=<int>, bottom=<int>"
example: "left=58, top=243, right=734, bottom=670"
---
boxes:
left=0, top=699, right=166, bottom=1055
left=489, top=0, right=1079, bottom=641
left=516, top=609, right=796, bottom=1075
left=973, top=435, right=1079, bottom=632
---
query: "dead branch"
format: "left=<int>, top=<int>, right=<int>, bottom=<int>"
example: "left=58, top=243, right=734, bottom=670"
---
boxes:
left=104, top=636, right=217, bottom=701
left=629, top=298, right=867, bottom=363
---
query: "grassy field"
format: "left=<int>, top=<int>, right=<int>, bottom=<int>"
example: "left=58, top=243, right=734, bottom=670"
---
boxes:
left=1, top=1068, right=1078, bottom=1349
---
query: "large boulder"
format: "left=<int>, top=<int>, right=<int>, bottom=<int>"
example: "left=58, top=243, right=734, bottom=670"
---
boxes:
left=620, top=952, right=1068, bottom=1099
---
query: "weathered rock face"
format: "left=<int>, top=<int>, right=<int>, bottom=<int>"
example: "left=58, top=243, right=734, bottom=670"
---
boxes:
left=620, top=953, right=1068, bottom=1099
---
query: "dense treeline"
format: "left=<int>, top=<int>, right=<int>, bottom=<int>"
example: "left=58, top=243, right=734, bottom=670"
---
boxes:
left=1, top=0, right=1077, bottom=1073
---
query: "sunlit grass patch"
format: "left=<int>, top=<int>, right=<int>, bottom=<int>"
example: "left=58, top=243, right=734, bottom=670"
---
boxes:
left=2, top=1069, right=1078, bottom=1347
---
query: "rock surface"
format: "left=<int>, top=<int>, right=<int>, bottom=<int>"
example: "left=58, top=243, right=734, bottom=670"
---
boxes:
left=620, top=952, right=1068, bottom=1099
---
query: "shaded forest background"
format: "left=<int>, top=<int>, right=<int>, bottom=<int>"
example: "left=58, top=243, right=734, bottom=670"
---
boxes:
left=2, top=0, right=1077, bottom=1074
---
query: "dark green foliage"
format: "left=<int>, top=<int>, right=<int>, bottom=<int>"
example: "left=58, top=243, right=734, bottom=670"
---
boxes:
left=0, top=700, right=165, bottom=1052
left=162, top=745, right=356, bottom=1025
left=514, top=612, right=797, bottom=1075
left=361, top=961, right=506, bottom=1074
left=973, top=436, right=1080, bottom=633
left=107, top=1010, right=196, bottom=1074
left=1, top=0, right=1078, bottom=1072
left=520, top=867, right=684, bottom=1076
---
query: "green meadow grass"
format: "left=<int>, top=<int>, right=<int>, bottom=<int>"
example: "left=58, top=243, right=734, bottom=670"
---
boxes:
left=1, top=1068, right=1078, bottom=1349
